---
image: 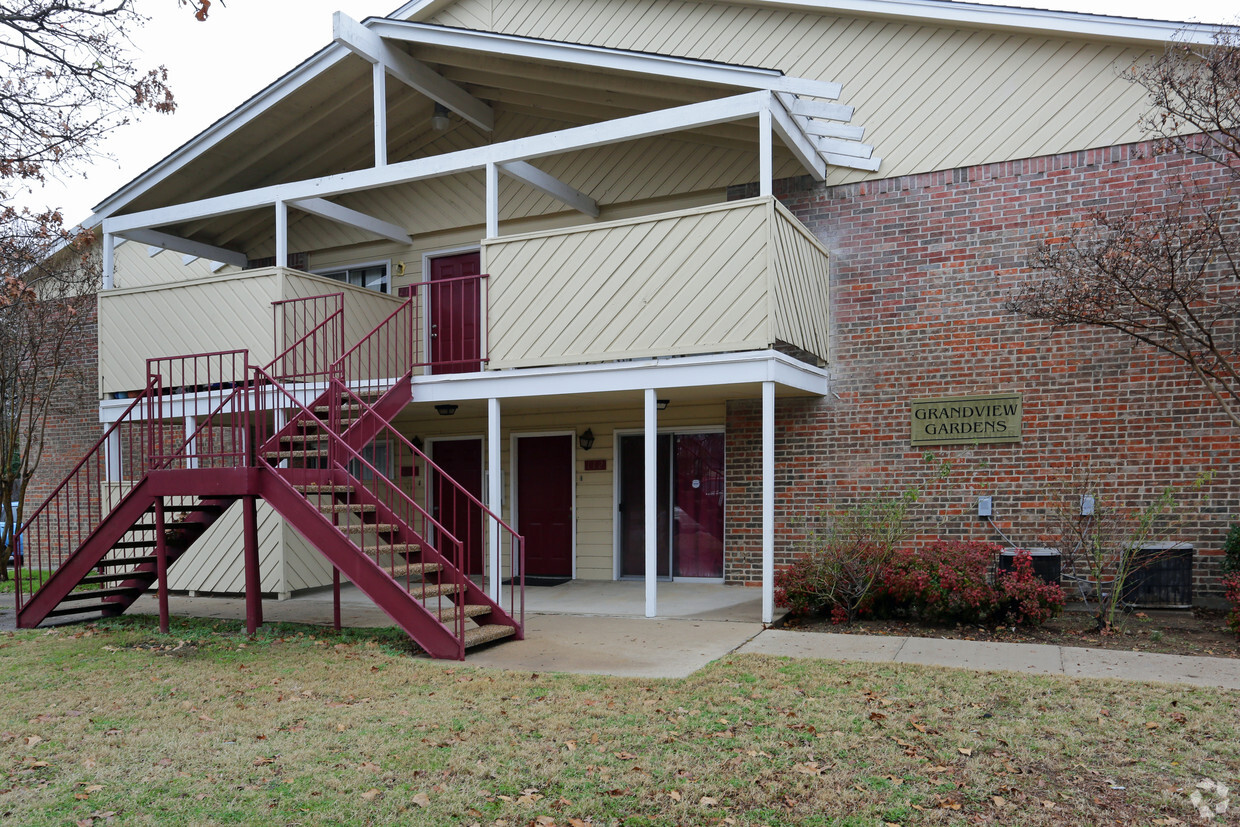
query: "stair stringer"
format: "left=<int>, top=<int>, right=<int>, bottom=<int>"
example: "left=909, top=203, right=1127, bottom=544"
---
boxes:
left=17, top=478, right=158, bottom=628
left=256, top=466, right=468, bottom=659
left=339, top=374, right=412, bottom=450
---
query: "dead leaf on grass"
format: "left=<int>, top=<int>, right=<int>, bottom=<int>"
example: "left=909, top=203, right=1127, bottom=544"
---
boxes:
left=957, top=748, right=972, bottom=757
left=411, top=792, right=430, bottom=807
left=24, top=735, right=42, bottom=746
left=667, top=790, right=682, bottom=801
left=699, top=796, right=718, bottom=807
left=360, top=788, right=382, bottom=802
left=613, top=751, right=638, bottom=760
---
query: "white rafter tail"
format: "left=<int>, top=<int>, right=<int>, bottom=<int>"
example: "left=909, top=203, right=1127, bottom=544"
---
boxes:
left=333, top=12, right=494, bottom=132
left=146, top=245, right=164, bottom=258
left=825, top=152, right=882, bottom=172
left=769, top=96, right=827, bottom=182
left=181, top=254, right=200, bottom=265
left=787, top=98, right=855, bottom=122
left=289, top=197, right=412, bottom=244
left=802, top=120, right=866, bottom=141
left=815, top=136, right=874, bottom=160
left=498, top=160, right=599, bottom=217
left=122, top=229, right=248, bottom=268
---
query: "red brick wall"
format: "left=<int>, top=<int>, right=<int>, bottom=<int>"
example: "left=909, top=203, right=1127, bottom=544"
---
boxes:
left=725, top=141, right=1239, bottom=601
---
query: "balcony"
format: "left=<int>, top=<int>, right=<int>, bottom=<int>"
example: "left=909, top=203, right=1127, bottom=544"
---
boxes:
left=482, top=196, right=829, bottom=370
left=98, top=268, right=404, bottom=396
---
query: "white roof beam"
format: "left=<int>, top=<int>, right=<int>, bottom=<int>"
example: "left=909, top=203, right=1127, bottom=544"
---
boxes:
left=366, top=19, right=843, bottom=100
left=333, top=12, right=494, bottom=132
left=786, top=98, right=854, bottom=122
left=802, top=119, right=865, bottom=141
left=768, top=96, right=827, bottom=181
left=119, top=229, right=249, bottom=268
left=498, top=161, right=599, bottom=218
left=105, top=92, right=771, bottom=235
left=775, top=92, right=877, bottom=172
left=288, top=197, right=412, bottom=244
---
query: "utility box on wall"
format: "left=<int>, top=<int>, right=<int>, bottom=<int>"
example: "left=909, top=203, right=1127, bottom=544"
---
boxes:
left=1122, top=543, right=1193, bottom=609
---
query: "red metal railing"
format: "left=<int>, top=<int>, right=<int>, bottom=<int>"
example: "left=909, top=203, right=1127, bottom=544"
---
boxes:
left=269, top=293, right=344, bottom=382
left=13, top=383, right=156, bottom=613
left=252, top=367, right=472, bottom=651
left=329, top=379, right=524, bottom=628
left=147, top=351, right=253, bottom=469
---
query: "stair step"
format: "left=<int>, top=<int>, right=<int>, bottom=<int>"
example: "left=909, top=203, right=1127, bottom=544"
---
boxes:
left=404, top=581, right=462, bottom=598
left=320, top=503, right=377, bottom=514
left=161, top=504, right=226, bottom=514
left=93, top=555, right=157, bottom=568
left=278, top=434, right=326, bottom=445
left=111, top=540, right=156, bottom=550
left=293, top=484, right=356, bottom=495
left=433, top=603, right=491, bottom=622
left=60, top=586, right=143, bottom=602
left=385, top=562, right=442, bottom=579
left=463, top=624, right=517, bottom=649
left=78, top=571, right=152, bottom=586
left=372, top=543, right=420, bottom=555
left=263, top=449, right=330, bottom=459
left=344, top=523, right=399, bottom=534
left=44, top=604, right=121, bottom=619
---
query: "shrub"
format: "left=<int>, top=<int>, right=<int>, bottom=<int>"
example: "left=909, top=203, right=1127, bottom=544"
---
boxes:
left=1222, top=573, right=1240, bottom=636
left=880, top=540, right=1004, bottom=624
left=774, top=489, right=919, bottom=623
left=996, top=551, right=1065, bottom=627
left=1223, top=523, right=1240, bottom=575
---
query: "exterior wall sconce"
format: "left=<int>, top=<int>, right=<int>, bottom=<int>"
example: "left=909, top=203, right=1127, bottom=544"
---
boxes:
left=434, top=404, right=458, bottom=416
left=411, top=436, right=424, bottom=451
left=578, top=428, right=595, bottom=451
left=657, top=399, right=670, bottom=411
left=431, top=102, right=451, bottom=132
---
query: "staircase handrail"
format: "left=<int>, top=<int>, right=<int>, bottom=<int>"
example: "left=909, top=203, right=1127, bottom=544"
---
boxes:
left=14, top=380, right=157, bottom=612
left=329, top=297, right=414, bottom=385
left=149, top=384, right=250, bottom=470
left=267, top=299, right=345, bottom=382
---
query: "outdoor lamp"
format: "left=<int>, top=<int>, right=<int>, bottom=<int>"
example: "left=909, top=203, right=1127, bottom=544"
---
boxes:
left=579, top=428, right=595, bottom=451
left=434, top=404, right=458, bottom=416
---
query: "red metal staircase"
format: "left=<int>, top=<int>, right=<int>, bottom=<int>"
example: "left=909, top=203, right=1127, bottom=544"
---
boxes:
left=12, top=283, right=523, bottom=660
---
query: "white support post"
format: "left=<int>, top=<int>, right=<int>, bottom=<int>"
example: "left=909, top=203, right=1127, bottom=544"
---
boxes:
left=275, top=200, right=288, bottom=267
left=759, top=105, right=773, bottom=198
left=485, top=162, right=499, bottom=239
left=761, top=380, right=775, bottom=625
left=102, top=233, right=115, bottom=290
left=373, top=62, right=388, bottom=168
left=488, top=397, right=502, bottom=602
left=184, top=416, right=198, bottom=470
left=644, top=388, right=658, bottom=618
left=105, top=431, right=121, bottom=482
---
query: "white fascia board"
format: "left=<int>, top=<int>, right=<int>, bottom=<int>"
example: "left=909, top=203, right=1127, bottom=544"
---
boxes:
left=406, top=350, right=829, bottom=402
left=88, top=45, right=353, bottom=223
left=366, top=19, right=844, bottom=99
left=334, top=12, right=494, bottom=131
left=498, top=161, right=600, bottom=217
left=105, top=92, right=770, bottom=234
left=715, top=0, right=1219, bottom=44
left=118, top=228, right=249, bottom=268
left=288, top=197, right=412, bottom=244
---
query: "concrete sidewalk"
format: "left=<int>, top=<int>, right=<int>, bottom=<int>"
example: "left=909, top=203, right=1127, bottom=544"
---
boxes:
left=739, top=630, right=1240, bottom=690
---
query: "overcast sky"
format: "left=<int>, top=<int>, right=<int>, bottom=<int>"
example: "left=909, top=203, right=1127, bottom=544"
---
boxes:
left=18, top=0, right=1240, bottom=225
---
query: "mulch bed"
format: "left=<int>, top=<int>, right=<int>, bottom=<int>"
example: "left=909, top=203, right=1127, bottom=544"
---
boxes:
left=784, top=605, right=1240, bottom=659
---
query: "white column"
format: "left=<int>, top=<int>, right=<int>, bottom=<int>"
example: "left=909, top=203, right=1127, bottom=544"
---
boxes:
left=373, top=63, right=388, bottom=168
left=105, top=431, right=121, bottom=482
left=761, top=380, right=775, bottom=625
left=275, top=200, right=288, bottom=268
left=487, top=396, right=502, bottom=602
left=102, top=233, right=115, bottom=290
left=184, top=416, right=198, bottom=470
left=644, top=388, right=657, bottom=618
left=485, top=162, right=499, bottom=239
left=759, top=105, right=773, bottom=198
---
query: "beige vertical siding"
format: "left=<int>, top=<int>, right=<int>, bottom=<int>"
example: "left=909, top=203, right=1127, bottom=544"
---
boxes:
left=99, top=270, right=282, bottom=395
left=426, top=0, right=1156, bottom=185
left=769, top=200, right=830, bottom=362
left=484, top=199, right=773, bottom=368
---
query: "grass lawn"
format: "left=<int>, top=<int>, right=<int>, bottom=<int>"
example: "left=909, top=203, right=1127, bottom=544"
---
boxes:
left=0, top=568, right=50, bottom=595
left=0, top=616, right=1236, bottom=826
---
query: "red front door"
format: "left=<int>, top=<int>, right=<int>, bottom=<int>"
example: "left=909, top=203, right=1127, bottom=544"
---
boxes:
left=516, top=435, right=573, bottom=578
left=429, top=251, right=481, bottom=374
left=430, top=438, right=485, bottom=576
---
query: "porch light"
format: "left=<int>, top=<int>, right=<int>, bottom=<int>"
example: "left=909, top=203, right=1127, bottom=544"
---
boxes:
left=578, top=428, right=595, bottom=451
left=411, top=436, right=424, bottom=451
left=431, top=102, right=451, bottom=132
left=657, top=399, right=670, bottom=411
left=434, top=404, right=458, bottom=416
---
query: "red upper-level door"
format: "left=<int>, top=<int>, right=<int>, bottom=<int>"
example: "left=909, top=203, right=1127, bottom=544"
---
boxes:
left=428, top=251, right=482, bottom=374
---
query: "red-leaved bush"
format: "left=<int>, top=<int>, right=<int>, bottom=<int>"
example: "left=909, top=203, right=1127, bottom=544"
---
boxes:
left=1223, top=573, right=1240, bottom=636
left=996, top=551, right=1065, bottom=626
left=881, top=540, right=1004, bottom=624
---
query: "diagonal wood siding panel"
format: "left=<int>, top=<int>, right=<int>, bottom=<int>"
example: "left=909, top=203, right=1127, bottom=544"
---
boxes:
left=770, top=201, right=830, bottom=362
left=484, top=198, right=777, bottom=368
left=99, top=271, right=282, bottom=395
left=167, top=500, right=286, bottom=593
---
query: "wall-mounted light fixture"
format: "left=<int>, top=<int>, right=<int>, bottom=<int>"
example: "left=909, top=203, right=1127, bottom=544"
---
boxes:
left=434, top=403, right=458, bottom=416
left=657, top=399, right=670, bottom=411
left=431, top=102, right=451, bottom=132
left=411, top=435, right=424, bottom=451
left=578, top=428, right=595, bottom=451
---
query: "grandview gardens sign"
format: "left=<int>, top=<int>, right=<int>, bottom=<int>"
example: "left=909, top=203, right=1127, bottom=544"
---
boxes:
left=910, top=394, right=1022, bottom=446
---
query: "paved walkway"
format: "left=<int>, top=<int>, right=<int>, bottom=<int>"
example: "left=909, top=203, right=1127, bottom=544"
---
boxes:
left=7, top=584, right=1240, bottom=688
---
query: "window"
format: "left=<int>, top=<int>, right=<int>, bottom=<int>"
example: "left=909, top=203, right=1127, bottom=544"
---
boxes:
left=314, top=263, right=389, bottom=294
